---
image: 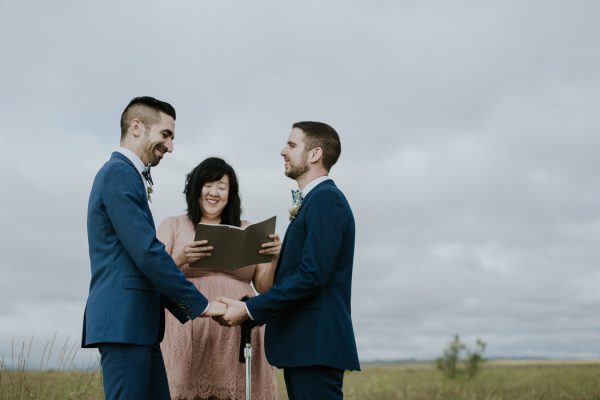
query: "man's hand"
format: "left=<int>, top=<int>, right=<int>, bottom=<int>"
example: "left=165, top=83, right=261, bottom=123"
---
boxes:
left=201, top=300, right=227, bottom=317
left=212, top=297, right=249, bottom=326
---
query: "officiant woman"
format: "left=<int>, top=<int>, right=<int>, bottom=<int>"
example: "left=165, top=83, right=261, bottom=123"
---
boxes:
left=157, top=157, right=281, bottom=400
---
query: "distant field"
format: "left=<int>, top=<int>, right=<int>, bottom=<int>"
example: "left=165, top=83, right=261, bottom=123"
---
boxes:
left=329, top=360, right=600, bottom=400
left=1, top=360, right=600, bottom=399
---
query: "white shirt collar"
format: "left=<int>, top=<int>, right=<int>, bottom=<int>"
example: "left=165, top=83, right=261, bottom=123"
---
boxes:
left=301, top=176, right=331, bottom=197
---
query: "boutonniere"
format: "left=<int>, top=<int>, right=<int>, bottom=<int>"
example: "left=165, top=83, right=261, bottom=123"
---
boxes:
left=289, top=200, right=303, bottom=221
left=289, top=189, right=303, bottom=221
left=147, top=186, right=153, bottom=203
left=142, top=166, right=154, bottom=203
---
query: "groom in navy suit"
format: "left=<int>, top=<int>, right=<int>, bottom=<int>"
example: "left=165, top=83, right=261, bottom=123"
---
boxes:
left=218, top=122, right=360, bottom=399
left=82, top=96, right=226, bottom=400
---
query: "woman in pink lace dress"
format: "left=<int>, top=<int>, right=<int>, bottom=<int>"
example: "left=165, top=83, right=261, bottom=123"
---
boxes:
left=157, top=157, right=280, bottom=400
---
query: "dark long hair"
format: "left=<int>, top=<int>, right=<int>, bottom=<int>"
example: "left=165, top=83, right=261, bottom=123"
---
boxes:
left=184, top=157, right=242, bottom=227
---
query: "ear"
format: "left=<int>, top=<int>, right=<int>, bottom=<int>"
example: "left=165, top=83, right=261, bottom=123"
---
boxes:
left=308, top=147, right=323, bottom=164
left=130, top=119, right=145, bottom=138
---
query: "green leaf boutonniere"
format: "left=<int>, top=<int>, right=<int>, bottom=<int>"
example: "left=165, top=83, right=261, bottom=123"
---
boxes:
left=289, top=188, right=303, bottom=221
left=289, top=200, right=303, bottom=221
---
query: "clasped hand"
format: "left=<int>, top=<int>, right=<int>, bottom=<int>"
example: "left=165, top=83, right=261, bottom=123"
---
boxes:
left=191, top=235, right=279, bottom=325
left=202, top=298, right=249, bottom=327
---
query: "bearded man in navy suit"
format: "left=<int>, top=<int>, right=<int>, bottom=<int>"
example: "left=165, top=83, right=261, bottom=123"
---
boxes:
left=82, top=96, right=226, bottom=400
left=218, top=121, right=360, bottom=399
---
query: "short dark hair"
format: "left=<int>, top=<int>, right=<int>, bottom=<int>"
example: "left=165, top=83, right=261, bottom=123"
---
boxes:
left=184, top=157, right=242, bottom=227
left=292, top=121, right=341, bottom=171
left=120, top=96, right=176, bottom=139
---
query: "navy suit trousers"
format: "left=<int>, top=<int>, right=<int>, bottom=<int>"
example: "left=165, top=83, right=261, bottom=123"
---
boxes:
left=99, top=343, right=169, bottom=400
left=284, top=365, right=344, bottom=400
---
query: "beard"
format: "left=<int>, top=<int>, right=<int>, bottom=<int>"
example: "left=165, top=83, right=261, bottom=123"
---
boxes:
left=141, top=131, right=167, bottom=166
left=146, top=145, right=161, bottom=166
left=285, top=163, right=309, bottom=179
left=143, top=142, right=164, bottom=166
left=285, top=153, right=309, bottom=180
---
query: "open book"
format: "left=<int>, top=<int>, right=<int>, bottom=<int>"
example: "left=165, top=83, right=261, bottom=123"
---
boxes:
left=189, top=216, right=277, bottom=270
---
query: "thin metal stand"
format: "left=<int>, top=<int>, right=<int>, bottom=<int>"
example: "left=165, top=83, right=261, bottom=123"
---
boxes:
left=244, top=343, right=252, bottom=400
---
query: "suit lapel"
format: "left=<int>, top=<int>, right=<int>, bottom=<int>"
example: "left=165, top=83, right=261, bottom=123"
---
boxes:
left=110, top=152, right=153, bottom=226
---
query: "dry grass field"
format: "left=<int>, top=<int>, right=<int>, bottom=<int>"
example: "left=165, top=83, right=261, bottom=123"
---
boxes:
left=2, top=359, right=600, bottom=399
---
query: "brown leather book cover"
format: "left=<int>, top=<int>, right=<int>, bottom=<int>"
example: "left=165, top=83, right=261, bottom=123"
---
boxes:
left=190, top=216, right=277, bottom=270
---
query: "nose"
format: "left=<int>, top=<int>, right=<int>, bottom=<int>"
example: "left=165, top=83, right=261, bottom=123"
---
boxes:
left=165, top=138, right=173, bottom=153
left=280, top=146, right=288, bottom=157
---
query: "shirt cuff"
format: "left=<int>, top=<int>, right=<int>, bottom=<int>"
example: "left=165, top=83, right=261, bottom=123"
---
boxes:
left=199, top=303, right=210, bottom=317
left=245, top=304, right=254, bottom=320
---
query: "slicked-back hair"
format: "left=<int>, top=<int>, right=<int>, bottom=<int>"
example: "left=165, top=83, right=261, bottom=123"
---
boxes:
left=184, top=157, right=242, bottom=227
left=292, top=121, right=341, bottom=171
left=120, top=96, right=176, bottom=139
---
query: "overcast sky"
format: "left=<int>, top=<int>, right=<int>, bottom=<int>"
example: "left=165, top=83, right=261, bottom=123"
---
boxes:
left=1, top=0, right=599, bottom=368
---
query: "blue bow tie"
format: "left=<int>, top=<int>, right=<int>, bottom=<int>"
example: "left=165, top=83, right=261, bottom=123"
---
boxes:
left=142, top=166, right=153, bottom=186
left=291, top=189, right=303, bottom=206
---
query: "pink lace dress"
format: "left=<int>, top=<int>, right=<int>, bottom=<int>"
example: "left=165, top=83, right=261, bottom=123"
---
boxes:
left=157, top=215, right=279, bottom=400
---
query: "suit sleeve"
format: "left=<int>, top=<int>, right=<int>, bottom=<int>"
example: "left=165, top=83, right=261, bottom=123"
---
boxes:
left=102, top=164, right=208, bottom=319
left=246, top=189, right=347, bottom=323
left=156, top=217, right=190, bottom=323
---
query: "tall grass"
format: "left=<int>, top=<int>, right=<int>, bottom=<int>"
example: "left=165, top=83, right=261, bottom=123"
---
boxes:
left=274, top=362, right=600, bottom=400
left=0, top=335, right=102, bottom=400
left=2, top=340, right=600, bottom=400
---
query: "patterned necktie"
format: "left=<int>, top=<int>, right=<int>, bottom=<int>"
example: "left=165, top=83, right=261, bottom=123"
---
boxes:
left=291, top=189, right=303, bottom=207
left=142, top=166, right=154, bottom=186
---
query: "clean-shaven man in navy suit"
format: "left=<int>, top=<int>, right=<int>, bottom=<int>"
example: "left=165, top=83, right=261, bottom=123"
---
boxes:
left=217, top=121, right=360, bottom=399
left=82, top=96, right=226, bottom=400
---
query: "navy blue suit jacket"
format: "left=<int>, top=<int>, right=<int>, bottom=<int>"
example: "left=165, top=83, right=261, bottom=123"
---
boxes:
left=246, top=180, right=360, bottom=371
left=82, top=152, right=208, bottom=348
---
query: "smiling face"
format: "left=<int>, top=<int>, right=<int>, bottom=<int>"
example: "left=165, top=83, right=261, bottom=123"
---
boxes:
left=140, top=112, right=175, bottom=166
left=281, top=127, right=310, bottom=180
left=199, top=174, right=230, bottom=221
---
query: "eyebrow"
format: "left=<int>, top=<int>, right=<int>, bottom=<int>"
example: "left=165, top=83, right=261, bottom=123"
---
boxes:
left=163, top=129, right=174, bottom=139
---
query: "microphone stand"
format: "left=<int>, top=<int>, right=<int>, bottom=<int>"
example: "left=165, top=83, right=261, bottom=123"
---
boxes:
left=239, top=296, right=253, bottom=400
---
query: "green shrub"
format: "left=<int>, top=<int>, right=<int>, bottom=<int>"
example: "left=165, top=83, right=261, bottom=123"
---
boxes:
left=436, top=335, right=486, bottom=379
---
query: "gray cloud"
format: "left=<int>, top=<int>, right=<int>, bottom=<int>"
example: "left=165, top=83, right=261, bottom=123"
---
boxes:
left=1, top=0, right=599, bottom=366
